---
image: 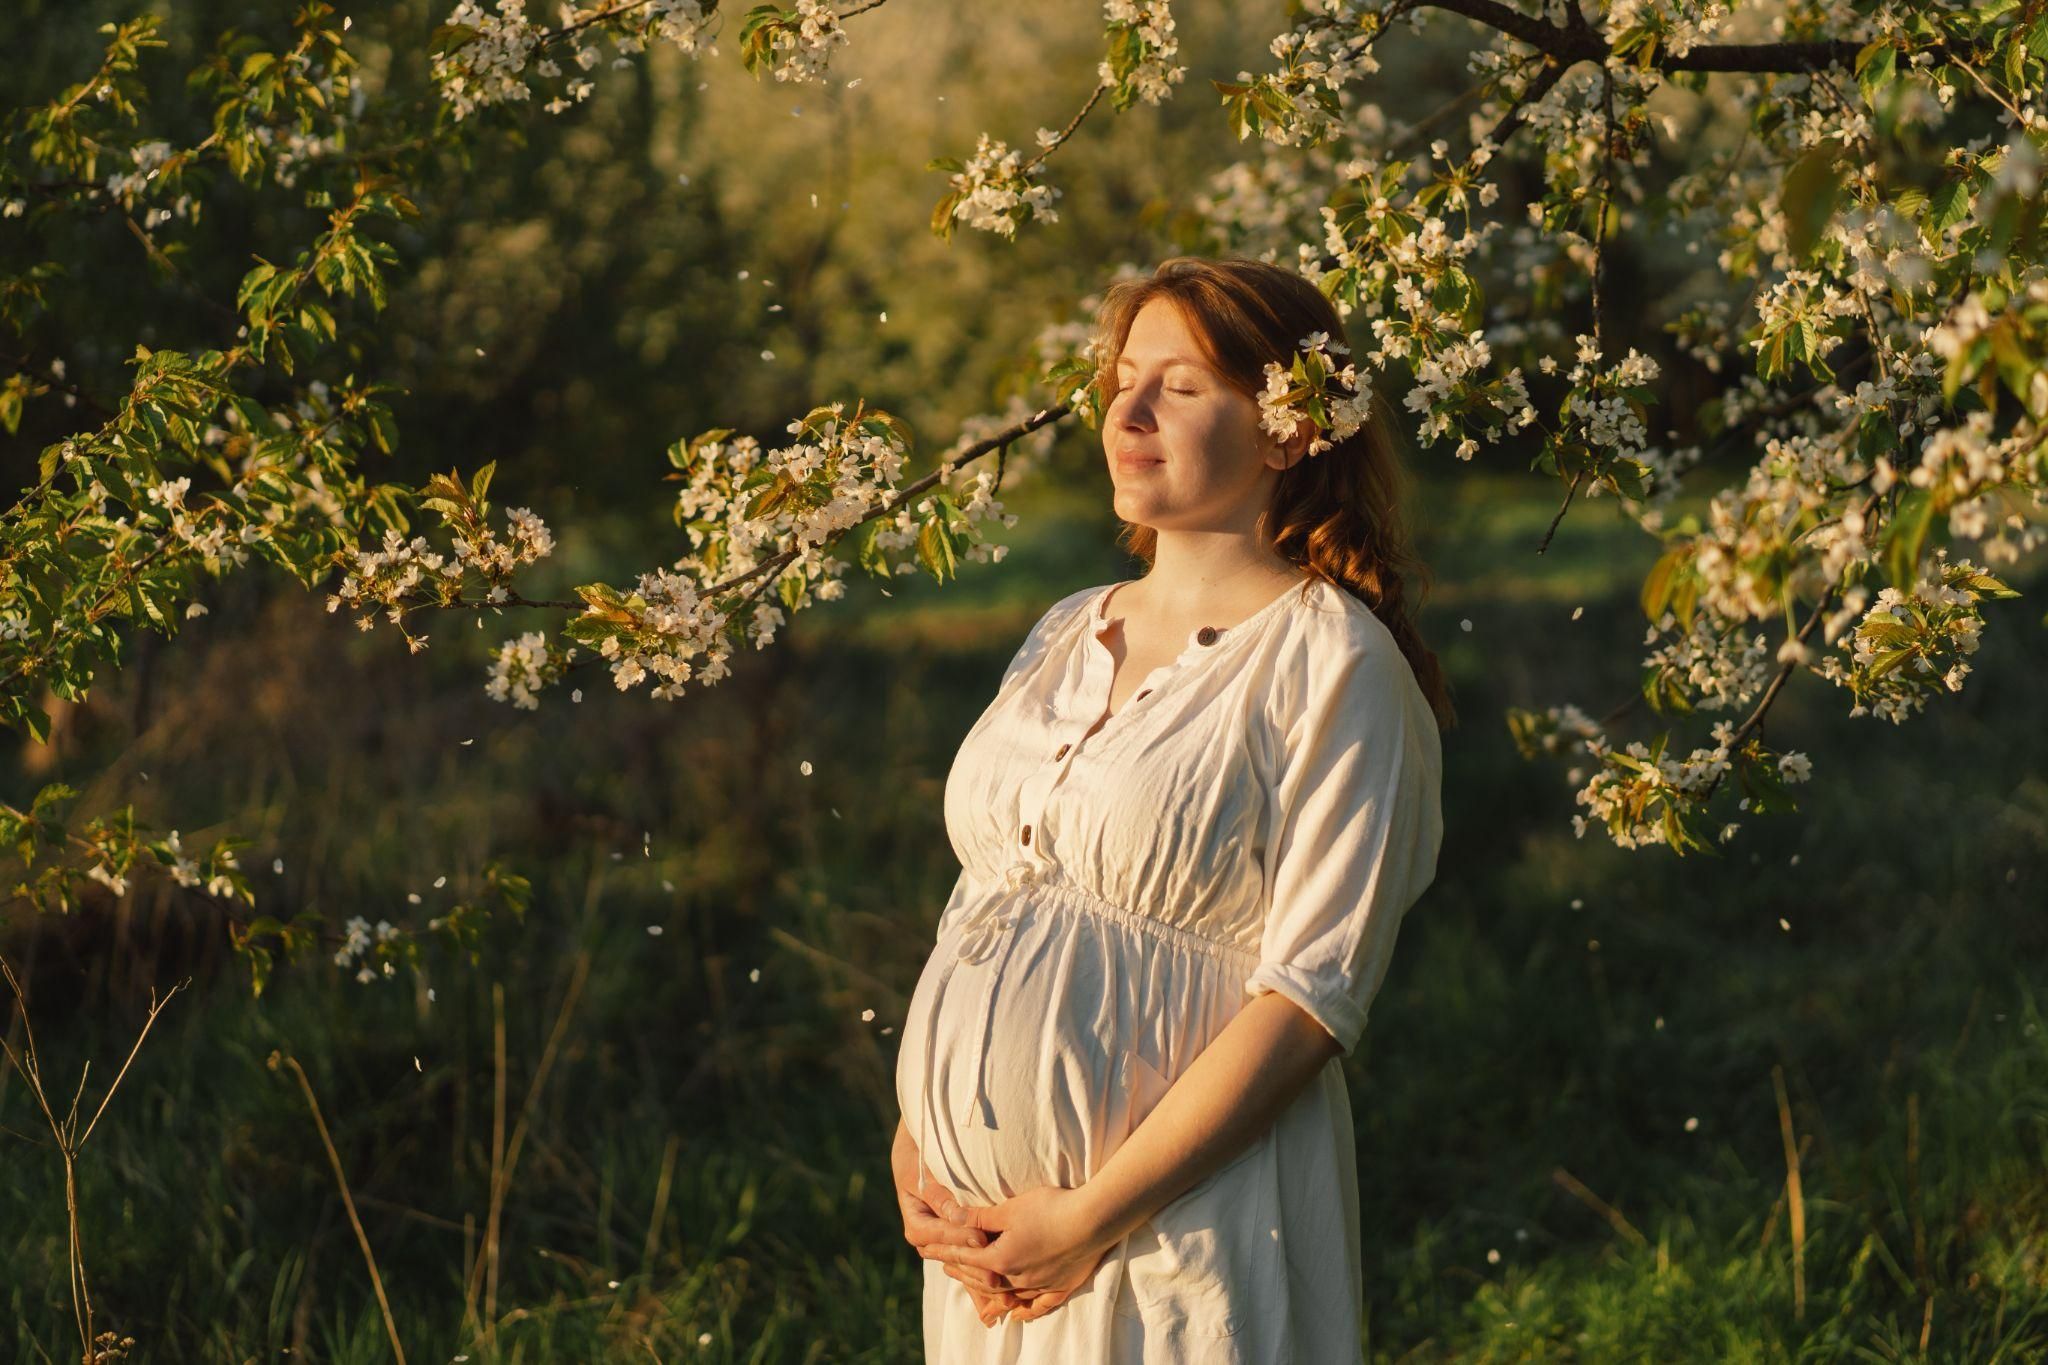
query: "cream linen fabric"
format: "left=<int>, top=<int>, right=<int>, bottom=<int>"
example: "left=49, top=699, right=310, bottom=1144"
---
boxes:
left=894, top=574, right=1444, bottom=1363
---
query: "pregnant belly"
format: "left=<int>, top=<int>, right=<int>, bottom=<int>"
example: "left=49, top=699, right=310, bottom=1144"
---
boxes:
left=894, top=907, right=1130, bottom=1206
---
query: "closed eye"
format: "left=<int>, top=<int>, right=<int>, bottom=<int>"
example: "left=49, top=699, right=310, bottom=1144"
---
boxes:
left=1167, top=387, right=1200, bottom=396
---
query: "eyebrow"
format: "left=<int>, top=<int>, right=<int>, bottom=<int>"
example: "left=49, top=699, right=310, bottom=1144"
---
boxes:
left=1114, top=353, right=1209, bottom=369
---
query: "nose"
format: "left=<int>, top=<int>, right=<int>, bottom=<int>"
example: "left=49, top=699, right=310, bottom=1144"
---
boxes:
left=1114, top=383, right=1158, bottom=431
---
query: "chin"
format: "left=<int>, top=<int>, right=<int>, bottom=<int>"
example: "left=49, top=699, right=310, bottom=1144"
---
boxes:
left=1112, top=495, right=1164, bottom=524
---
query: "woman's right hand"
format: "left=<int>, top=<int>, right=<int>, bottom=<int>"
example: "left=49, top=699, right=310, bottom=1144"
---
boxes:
left=894, top=1119, right=1026, bottom=1326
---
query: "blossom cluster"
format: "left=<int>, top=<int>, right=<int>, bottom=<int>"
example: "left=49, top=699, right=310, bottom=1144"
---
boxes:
left=333, top=913, right=402, bottom=984
left=1749, top=268, right=1860, bottom=371
left=486, top=629, right=577, bottom=709
left=935, top=133, right=1062, bottom=240
left=327, top=504, right=557, bottom=653
left=132, top=473, right=267, bottom=571
left=431, top=0, right=713, bottom=120
left=1640, top=609, right=1775, bottom=713
left=246, top=120, right=350, bottom=189
left=1507, top=703, right=1811, bottom=853
left=1304, top=156, right=1535, bottom=463
left=753, top=0, right=849, bottom=84
left=1813, top=553, right=2015, bottom=724
left=82, top=829, right=242, bottom=901
left=1659, top=421, right=1896, bottom=629
left=1100, top=0, right=1185, bottom=110
left=102, top=139, right=199, bottom=229
left=1572, top=728, right=1737, bottom=851
left=1191, top=154, right=1325, bottom=261
left=1559, top=335, right=1660, bottom=453
left=534, top=402, right=1014, bottom=708
left=1226, top=0, right=1397, bottom=148
left=329, top=528, right=463, bottom=648
left=580, top=566, right=738, bottom=698
left=1257, top=331, right=1374, bottom=456
left=1601, top=0, right=1732, bottom=62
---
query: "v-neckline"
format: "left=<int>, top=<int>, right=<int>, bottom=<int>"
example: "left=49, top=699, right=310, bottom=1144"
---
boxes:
left=1079, top=573, right=1316, bottom=737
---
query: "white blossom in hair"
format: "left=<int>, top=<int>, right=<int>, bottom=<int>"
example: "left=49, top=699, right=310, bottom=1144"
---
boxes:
left=1258, top=332, right=1373, bottom=456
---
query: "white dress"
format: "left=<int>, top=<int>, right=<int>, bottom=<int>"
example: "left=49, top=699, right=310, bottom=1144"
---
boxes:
left=894, top=574, right=1445, bottom=1363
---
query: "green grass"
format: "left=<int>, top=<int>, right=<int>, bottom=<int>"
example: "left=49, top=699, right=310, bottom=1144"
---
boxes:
left=3, top=473, right=2045, bottom=1361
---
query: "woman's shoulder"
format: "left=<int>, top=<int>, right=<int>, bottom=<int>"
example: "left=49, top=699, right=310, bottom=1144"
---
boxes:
left=1274, top=578, right=1404, bottom=675
left=1253, top=579, right=1430, bottom=751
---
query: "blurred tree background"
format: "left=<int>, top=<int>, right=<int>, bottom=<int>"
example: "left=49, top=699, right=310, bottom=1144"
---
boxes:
left=3, top=0, right=2046, bottom=1361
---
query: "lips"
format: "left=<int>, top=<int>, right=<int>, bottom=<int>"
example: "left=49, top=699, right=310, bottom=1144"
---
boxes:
left=1113, top=449, right=1162, bottom=470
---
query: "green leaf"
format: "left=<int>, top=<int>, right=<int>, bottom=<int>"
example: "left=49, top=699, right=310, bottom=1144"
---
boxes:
left=367, top=406, right=398, bottom=455
left=916, top=505, right=957, bottom=583
left=1855, top=40, right=1897, bottom=107
left=1884, top=488, right=1935, bottom=589
left=1782, top=144, right=1846, bottom=261
left=1926, top=175, right=1971, bottom=241
left=1640, top=546, right=1685, bottom=622
left=428, top=21, right=480, bottom=53
left=574, top=581, right=628, bottom=612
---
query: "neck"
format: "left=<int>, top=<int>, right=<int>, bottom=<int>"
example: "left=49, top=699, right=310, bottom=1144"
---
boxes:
left=1137, top=534, right=1302, bottom=620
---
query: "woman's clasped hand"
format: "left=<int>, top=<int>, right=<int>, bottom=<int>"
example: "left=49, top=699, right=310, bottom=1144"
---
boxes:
left=892, top=1123, right=1116, bottom=1328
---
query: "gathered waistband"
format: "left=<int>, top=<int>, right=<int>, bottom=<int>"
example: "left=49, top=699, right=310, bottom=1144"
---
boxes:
left=1021, top=872, right=1261, bottom=967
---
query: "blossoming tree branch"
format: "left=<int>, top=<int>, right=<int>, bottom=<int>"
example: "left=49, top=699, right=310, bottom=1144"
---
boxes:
left=3, top=0, right=2044, bottom=990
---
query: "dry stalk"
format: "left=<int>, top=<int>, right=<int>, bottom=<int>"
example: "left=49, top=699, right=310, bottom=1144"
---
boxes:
left=460, top=952, right=591, bottom=1350
left=1771, top=1063, right=1806, bottom=1320
left=1551, top=1165, right=1648, bottom=1247
left=1908, top=1090, right=1933, bottom=1352
left=268, top=1050, right=407, bottom=1365
left=0, top=955, right=182, bottom=1365
left=1757, top=1130, right=1813, bottom=1254
left=642, top=1131, right=681, bottom=1271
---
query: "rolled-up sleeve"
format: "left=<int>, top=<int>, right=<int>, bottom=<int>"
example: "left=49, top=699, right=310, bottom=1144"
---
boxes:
left=1245, top=635, right=1444, bottom=1056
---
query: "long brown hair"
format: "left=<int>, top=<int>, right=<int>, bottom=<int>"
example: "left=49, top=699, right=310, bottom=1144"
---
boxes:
left=1088, top=254, right=1457, bottom=731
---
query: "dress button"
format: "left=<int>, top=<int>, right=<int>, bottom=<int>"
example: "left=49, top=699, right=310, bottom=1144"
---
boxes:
left=1020, top=824, right=1032, bottom=846
left=1196, top=625, right=1220, bottom=646
left=1054, top=743, right=1070, bottom=759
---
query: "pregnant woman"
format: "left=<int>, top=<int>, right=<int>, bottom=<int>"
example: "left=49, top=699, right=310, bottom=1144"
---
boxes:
left=892, top=254, right=1455, bottom=1362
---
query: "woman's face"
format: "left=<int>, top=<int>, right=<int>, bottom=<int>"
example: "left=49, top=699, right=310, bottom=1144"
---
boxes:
left=1102, top=297, right=1296, bottom=532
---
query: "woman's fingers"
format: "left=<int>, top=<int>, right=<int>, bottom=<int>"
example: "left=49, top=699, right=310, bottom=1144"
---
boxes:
left=917, top=1170, right=984, bottom=1240
left=943, top=1265, right=1024, bottom=1328
left=917, top=1169, right=955, bottom=1213
left=898, top=1191, right=989, bottom=1251
left=905, top=1207, right=989, bottom=1253
left=1009, top=1288, right=1072, bottom=1322
left=941, top=1260, right=1009, bottom=1293
left=918, top=1238, right=998, bottom=1273
left=945, top=1263, right=1022, bottom=1303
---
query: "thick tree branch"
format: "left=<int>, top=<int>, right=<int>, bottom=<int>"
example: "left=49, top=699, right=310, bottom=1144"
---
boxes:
left=1420, top=0, right=1923, bottom=75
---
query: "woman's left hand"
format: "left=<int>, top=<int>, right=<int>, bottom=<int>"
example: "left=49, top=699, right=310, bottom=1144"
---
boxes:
left=922, top=1185, right=1115, bottom=1323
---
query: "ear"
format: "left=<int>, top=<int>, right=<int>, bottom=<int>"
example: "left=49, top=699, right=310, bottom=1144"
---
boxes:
left=1268, top=422, right=1315, bottom=472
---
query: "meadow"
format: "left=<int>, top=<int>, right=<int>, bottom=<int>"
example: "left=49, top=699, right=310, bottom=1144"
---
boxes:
left=5, top=463, right=2044, bottom=1362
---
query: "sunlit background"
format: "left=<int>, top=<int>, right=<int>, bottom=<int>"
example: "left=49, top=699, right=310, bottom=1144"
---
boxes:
left=4, top=0, right=2046, bottom=1359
